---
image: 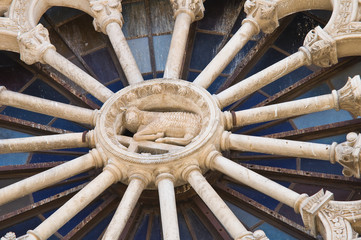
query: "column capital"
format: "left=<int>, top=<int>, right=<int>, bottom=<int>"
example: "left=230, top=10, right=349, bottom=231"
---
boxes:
left=237, top=230, right=269, bottom=240
left=335, top=132, right=361, bottom=178
left=299, top=26, right=338, bottom=68
left=17, top=24, right=55, bottom=65
left=1, top=232, right=16, bottom=240
left=243, top=0, right=278, bottom=34
left=300, top=189, right=361, bottom=239
left=169, top=0, right=205, bottom=22
left=338, top=75, right=361, bottom=117
left=90, top=0, right=124, bottom=34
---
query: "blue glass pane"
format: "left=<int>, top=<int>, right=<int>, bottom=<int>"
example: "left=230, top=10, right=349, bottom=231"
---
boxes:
left=178, top=212, right=192, bottom=240
left=295, top=82, right=331, bottom=100
left=256, top=222, right=298, bottom=240
left=0, top=52, right=34, bottom=91
left=0, top=217, right=42, bottom=237
left=127, top=38, right=152, bottom=73
left=225, top=201, right=260, bottom=228
left=300, top=158, right=343, bottom=175
left=1, top=107, right=53, bottom=125
left=51, top=118, right=89, bottom=132
left=134, top=214, right=150, bottom=239
left=0, top=127, right=32, bottom=139
left=153, top=35, right=171, bottom=71
left=122, top=1, right=147, bottom=38
left=223, top=40, right=255, bottom=74
left=150, top=214, right=161, bottom=240
left=208, top=76, right=227, bottom=94
left=150, top=0, right=174, bottom=34
left=82, top=211, right=115, bottom=239
left=22, top=79, right=69, bottom=104
left=243, top=158, right=297, bottom=169
left=235, top=92, right=268, bottom=111
left=330, top=61, right=361, bottom=89
left=252, top=121, right=294, bottom=136
left=186, top=208, right=213, bottom=240
left=46, top=7, right=82, bottom=26
left=0, top=153, right=29, bottom=166
left=308, top=134, right=347, bottom=145
left=293, top=109, right=353, bottom=129
left=107, top=80, right=125, bottom=92
left=190, top=33, right=223, bottom=70
left=30, top=153, right=77, bottom=163
left=83, top=48, right=119, bottom=84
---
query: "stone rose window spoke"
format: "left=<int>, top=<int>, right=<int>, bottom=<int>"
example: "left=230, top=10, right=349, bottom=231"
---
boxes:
left=1, top=0, right=361, bottom=239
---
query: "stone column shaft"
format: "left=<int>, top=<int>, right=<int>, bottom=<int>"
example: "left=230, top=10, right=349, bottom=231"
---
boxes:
left=102, top=177, right=145, bottom=240
left=164, top=12, right=192, bottom=79
left=186, top=168, right=250, bottom=239
left=0, top=132, right=91, bottom=154
left=0, top=87, right=95, bottom=125
left=0, top=152, right=101, bottom=206
left=43, top=48, right=113, bottom=103
left=106, top=22, right=143, bottom=85
left=157, top=174, right=180, bottom=240
left=27, top=169, right=116, bottom=240
left=194, top=21, right=258, bottom=88
left=231, top=92, right=337, bottom=128
left=216, top=51, right=307, bottom=109
left=227, top=133, right=332, bottom=161
left=212, top=155, right=301, bottom=209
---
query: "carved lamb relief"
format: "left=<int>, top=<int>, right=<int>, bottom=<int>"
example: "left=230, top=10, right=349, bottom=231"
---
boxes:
left=120, top=106, right=202, bottom=146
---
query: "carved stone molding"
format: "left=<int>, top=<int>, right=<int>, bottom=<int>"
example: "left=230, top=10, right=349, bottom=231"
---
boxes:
left=300, top=189, right=360, bottom=240
left=237, top=230, right=269, bottom=240
left=338, top=75, right=361, bottom=117
left=169, top=0, right=205, bottom=22
left=90, top=0, right=124, bottom=34
left=334, top=132, right=361, bottom=178
left=300, top=26, right=338, bottom=68
left=1, top=232, right=16, bottom=240
left=243, top=0, right=278, bottom=34
left=17, top=24, right=55, bottom=65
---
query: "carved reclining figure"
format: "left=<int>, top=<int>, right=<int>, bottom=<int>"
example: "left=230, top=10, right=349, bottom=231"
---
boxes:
left=121, top=106, right=202, bottom=146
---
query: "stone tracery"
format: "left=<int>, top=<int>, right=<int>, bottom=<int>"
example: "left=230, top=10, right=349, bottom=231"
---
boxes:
left=1, top=0, right=361, bottom=239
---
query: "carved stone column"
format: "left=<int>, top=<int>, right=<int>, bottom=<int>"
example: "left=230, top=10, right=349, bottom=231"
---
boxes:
left=90, top=0, right=143, bottom=85
left=300, top=189, right=360, bottom=240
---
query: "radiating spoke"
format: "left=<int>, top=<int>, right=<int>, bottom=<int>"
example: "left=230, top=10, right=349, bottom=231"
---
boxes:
left=25, top=168, right=118, bottom=240
left=157, top=173, right=180, bottom=240
left=102, top=176, right=146, bottom=240
left=215, top=51, right=307, bottom=108
left=17, top=24, right=113, bottom=103
left=0, top=132, right=93, bottom=154
left=183, top=166, right=255, bottom=239
left=0, top=150, right=103, bottom=206
left=207, top=153, right=306, bottom=210
left=224, top=132, right=334, bottom=161
left=164, top=0, right=205, bottom=79
left=0, top=86, right=96, bottom=125
left=194, top=21, right=258, bottom=88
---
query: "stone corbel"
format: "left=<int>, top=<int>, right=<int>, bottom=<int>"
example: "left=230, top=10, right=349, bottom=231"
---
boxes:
left=90, top=0, right=124, bottom=34
left=243, top=0, right=278, bottom=34
left=17, top=24, right=55, bottom=65
left=338, top=75, right=361, bottom=117
left=299, top=26, right=338, bottom=68
left=334, top=132, right=361, bottom=178
left=169, top=0, right=205, bottom=22
left=300, top=189, right=360, bottom=240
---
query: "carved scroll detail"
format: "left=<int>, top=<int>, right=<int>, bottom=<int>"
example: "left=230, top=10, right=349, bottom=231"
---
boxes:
left=1, top=232, right=16, bottom=240
left=90, top=0, right=124, bottom=34
left=238, top=230, right=269, bottom=240
left=335, top=132, right=361, bottom=178
left=300, top=189, right=360, bottom=239
left=169, top=0, right=205, bottom=22
left=17, top=24, right=55, bottom=65
left=243, top=0, right=278, bottom=33
left=300, top=26, right=338, bottom=68
left=338, top=75, right=361, bottom=117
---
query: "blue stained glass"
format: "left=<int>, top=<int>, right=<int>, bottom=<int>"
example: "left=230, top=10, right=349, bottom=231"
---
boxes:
left=45, top=7, right=83, bottom=26
left=178, top=212, right=192, bottom=240
left=150, top=214, right=162, bottom=240
left=243, top=158, right=297, bottom=170
left=82, top=211, right=115, bottom=239
left=51, top=118, right=89, bottom=132
left=1, top=107, right=53, bottom=125
left=223, top=40, right=256, bottom=74
left=301, top=158, right=343, bottom=175
left=234, top=92, right=268, bottom=111
left=22, top=79, right=69, bottom=103
left=134, top=214, right=150, bottom=239
left=295, top=82, right=331, bottom=100
left=153, top=35, right=171, bottom=71
left=256, top=222, right=298, bottom=240
left=0, top=217, right=42, bottom=237
left=122, top=1, right=147, bottom=38
left=107, top=80, right=125, bottom=92
left=186, top=208, right=213, bottom=240
left=252, top=121, right=294, bottom=136
left=127, top=38, right=152, bottom=73
left=30, top=153, right=77, bottom=163
left=293, top=109, right=353, bottom=129
left=330, top=61, right=361, bottom=89
left=207, top=76, right=227, bottom=94
left=225, top=201, right=260, bottom=228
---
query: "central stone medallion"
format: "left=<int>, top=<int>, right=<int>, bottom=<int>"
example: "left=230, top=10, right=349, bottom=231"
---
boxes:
left=94, top=79, right=223, bottom=187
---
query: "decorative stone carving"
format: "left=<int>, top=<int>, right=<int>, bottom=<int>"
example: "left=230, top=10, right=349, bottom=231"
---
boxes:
left=17, top=24, right=55, bottom=65
left=169, top=0, right=205, bottom=22
left=243, top=0, right=278, bottom=34
left=300, top=26, right=338, bottom=67
left=300, top=189, right=360, bottom=240
left=338, top=75, right=361, bottom=117
left=334, top=132, right=361, bottom=178
left=1, top=232, right=16, bottom=240
left=120, top=106, right=202, bottom=146
left=90, top=0, right=124, bottom=34
left=238, top=230, right=269, bottom=240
